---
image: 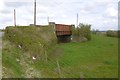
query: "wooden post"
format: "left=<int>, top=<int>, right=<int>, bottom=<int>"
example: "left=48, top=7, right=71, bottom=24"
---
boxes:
left=34, top=0, right=36, bottom=26
left=80, top=72, right=84, bottom=80
left=56, top=60, right=62, bottom=78
left=47, top=16, right=49, bottom=24
left=14, top=9, right=16, bottom=27
left=76, top=13, right=78, bottom=27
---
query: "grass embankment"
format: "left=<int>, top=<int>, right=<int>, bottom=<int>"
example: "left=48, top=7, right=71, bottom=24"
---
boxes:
left=2, top=26, right=118, bottom=78
left=5, top=26, right=57, bottom=59
left=2, top=26, right=57, bottom=78
left=32, top=35, right=118, bottom=78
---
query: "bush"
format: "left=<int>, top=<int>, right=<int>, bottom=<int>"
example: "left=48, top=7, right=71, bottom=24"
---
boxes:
left=106, top=30, right=118, bottom=37
left=118, top=30, right=120, bottom=38
left=72, top=23, right=91, bottom=42
left=79, top=24, right=91, bottom=40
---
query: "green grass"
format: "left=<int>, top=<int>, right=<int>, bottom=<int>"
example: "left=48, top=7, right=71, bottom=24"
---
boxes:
left=2, top=31, right=118, bottom=78
left=2, top=40, right=24, bottom=78
left=31, top=35, right=118, bottom=78
left=2, top=26, right=57, bottom=78
left=5, top=26, right=57, bottom=60
left=56, top=35, right=118, bottom=78
left=59, top=35, right=118, bottom=66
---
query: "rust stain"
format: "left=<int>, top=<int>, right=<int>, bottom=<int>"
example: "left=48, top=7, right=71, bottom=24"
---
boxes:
left=55, top=24, right=72, bottom=36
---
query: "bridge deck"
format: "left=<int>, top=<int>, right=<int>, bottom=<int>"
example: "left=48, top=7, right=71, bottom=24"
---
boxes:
left=55, top=24, right=72, bottom=36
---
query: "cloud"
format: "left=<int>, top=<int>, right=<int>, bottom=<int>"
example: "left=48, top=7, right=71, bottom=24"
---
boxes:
left=105, top=7, right=118, bottom=17
left=4, top=2, right=31, bottom=8
left=0, top=0, right=119, bottom=30
left=0, top=0, right=5, bottom=11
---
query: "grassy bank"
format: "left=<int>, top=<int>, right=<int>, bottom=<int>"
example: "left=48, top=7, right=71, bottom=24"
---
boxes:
left=31, top=35, right=118, bottom=78
left=5, top=26, right=57, bottom=60
left=2, top=26, right=118, bottom=78
left=2, top=26, right=57, bottom=78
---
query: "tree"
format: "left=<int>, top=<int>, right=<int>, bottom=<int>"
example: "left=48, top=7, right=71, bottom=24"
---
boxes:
left=72, top=23, right=91, bottom=41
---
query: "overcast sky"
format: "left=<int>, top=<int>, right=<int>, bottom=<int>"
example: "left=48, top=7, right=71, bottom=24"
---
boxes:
left=0, top=0, right=119, bottom=30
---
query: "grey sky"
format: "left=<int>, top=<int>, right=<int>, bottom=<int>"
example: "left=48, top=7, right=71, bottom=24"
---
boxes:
left=0, top=0, right=119, bottom=30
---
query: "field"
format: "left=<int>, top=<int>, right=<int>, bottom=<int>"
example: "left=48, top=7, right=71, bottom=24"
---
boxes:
left=2, top=34, right=118, bottom=78
left=32, top=35, right=118, bottom=78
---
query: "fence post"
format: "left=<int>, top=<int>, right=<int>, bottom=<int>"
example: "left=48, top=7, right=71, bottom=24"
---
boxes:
left=80, top=72, right=84, bottom=80
left=56, top=60, right=62, bottom=78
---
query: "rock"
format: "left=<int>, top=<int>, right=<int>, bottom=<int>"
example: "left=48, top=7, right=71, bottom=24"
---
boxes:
left=79, top=37, right=88, bottom=42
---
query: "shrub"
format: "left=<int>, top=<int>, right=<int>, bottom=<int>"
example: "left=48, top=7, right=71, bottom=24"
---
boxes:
left=106, top=30, right=118, bottom=37
left=79, top=24, right=91, bottom=40
left=72, top=23, right=91, bottom=42
left=118, top=30, right=120, bottom=38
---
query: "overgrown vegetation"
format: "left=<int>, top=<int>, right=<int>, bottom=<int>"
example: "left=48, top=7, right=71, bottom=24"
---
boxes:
left=2, top=39, right=42, bottom=78
left=3, top=26, right=57, bottom=78
left=72, top=23, right=91, bottom=42
left=4, top=26, right=57, bottom=60
left=106, top=30, right=120, bottom=38
left=2, top=40, right=25, bottom=77
left=2, top=26, right=118, bottom=78
left=0, top=29, right=4, bottom=32
left=2, top=34, right=118, bottom=78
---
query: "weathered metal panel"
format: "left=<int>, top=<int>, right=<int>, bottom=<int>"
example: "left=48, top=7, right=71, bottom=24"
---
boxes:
left=55, top=24, right=72, bottom=36
left=56, top=31, right=72, bottom=36
left=55, top=24, right=71, bottom=31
